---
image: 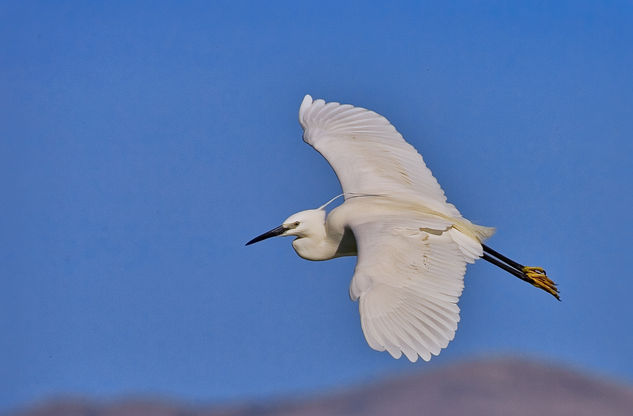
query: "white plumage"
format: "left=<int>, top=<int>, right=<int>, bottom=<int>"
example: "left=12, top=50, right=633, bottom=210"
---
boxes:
left=247, top=95, right=557, bottom=362
left=299, top=95, right=461, bottom=218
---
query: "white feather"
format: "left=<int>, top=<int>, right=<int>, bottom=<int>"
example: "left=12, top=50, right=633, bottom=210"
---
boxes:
left=299, top=94, right=462, bottom=218
left=250, top=96, right=502, bottom=362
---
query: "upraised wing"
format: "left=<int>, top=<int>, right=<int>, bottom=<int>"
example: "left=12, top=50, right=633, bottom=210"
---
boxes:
left=299, top=95, right=460, bottom=217
left=348, top=215, right=482, bottom=362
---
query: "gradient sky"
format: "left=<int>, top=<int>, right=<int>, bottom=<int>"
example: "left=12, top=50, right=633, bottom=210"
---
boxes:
left=2, top=0, right=633, bottom=412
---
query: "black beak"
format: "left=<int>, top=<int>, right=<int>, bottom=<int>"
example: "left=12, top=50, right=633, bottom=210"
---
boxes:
left=245, top=225, right=287, bottom=246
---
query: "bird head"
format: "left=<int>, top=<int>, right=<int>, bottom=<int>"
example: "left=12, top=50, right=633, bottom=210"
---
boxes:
left=245, top=209, right=325, bottom=246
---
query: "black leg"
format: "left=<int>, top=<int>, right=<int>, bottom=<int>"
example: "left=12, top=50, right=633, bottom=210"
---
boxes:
left=482, top=254, right=526, bottom=282
left=481, top=246, right=560, bottom=301
left=483, top=244, right=524, bottom=271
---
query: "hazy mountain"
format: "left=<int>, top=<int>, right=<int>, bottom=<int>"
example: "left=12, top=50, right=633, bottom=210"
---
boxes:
left=12, top=358, right=633, bottom=416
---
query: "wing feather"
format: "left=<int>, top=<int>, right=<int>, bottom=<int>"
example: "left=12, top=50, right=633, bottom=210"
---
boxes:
left=299, top=95, right=460, bottom=217
left=349, top=216, right=481, bottom=362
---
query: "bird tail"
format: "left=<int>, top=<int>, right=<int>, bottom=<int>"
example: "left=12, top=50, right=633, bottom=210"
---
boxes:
left=472, top=224, right=496, bottom=242
left=453, top=218, right=495, bottom=242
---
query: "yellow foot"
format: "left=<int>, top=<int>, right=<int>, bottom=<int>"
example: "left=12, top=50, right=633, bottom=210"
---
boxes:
left=522, top=266, right=560, bottom=300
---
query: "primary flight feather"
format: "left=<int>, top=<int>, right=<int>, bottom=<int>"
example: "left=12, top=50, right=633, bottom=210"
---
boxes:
left=247, top=95, right=559, bottom=362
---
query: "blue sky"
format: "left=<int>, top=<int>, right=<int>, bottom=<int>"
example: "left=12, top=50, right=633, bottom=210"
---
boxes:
left=2, top=0, right=632, bottom=412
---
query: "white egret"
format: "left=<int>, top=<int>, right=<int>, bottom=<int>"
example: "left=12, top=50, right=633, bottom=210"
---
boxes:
left=247, top=95, right=558, bottom=362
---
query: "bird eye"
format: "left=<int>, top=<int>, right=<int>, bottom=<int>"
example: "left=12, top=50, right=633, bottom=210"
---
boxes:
left=293, top=221, right=300, bottom=227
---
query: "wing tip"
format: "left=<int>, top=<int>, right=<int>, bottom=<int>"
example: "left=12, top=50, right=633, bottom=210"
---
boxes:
left=299, top=94, right=314, bottom=126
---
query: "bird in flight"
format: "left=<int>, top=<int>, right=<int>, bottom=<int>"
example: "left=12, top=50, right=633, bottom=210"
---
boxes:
left=247, top=95, right=559, bottom=362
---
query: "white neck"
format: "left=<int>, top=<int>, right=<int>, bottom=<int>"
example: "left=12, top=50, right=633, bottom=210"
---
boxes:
left=291, top=226, right=339, bottom=261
